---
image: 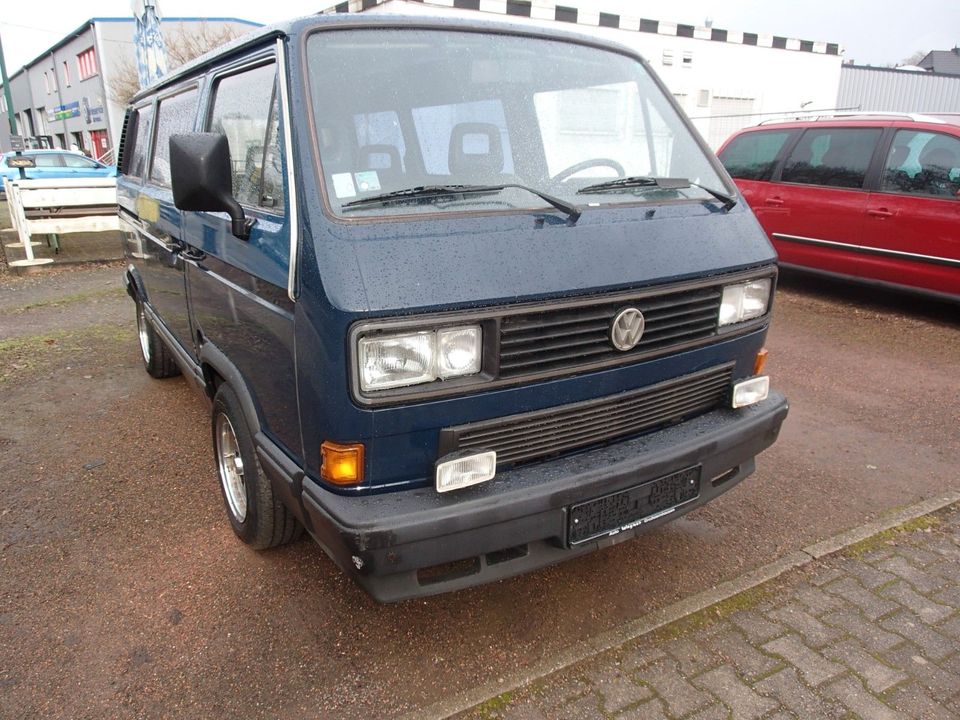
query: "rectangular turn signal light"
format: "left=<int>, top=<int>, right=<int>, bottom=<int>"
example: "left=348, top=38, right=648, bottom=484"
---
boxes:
left=321, top=441, right=364, bottom=485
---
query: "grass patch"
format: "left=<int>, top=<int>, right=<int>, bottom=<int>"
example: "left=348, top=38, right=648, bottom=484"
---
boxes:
left=843, top=514, right=941, bottom=558
left=0, top=286, right=125, bottom=314
left=650, top=584, right=772, bottom=642
left=472, top=691, right=514, bottom=718
left=0, top=323, right=130, bottom=385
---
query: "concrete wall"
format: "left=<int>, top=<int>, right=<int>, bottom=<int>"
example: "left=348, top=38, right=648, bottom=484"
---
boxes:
left=351, top=0, right=845, bottom=149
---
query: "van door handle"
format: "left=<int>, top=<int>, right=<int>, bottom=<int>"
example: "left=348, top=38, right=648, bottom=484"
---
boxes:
left=764, top=197, right=785, bottom=207
left=867, top=207, right=894, bottom=218
left=181, top=246, right=206, bottom=262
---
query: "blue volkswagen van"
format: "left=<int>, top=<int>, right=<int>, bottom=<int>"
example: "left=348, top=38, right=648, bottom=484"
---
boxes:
left=117, top=15, right=788, bottom=601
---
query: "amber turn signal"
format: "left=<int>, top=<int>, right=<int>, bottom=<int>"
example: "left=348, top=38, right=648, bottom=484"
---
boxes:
left=321, top=441, right=364, bottom=485
left=753, top=348, right=769, bottom=376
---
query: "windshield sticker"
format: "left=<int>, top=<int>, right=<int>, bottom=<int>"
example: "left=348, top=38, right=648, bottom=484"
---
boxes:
left=354, top=171, right=381, bottom=193
left=332, top=173, right=357, bottom=199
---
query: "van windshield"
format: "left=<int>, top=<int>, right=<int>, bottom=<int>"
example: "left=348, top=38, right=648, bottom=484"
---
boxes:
left=305, top=28, right=728, bottom=218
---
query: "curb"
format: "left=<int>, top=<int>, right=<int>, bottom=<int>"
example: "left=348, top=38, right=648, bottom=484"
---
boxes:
left=399, top=489, right=960, bottom=720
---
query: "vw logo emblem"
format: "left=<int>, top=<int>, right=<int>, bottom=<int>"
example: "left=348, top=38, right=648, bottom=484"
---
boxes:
left=610, top=307, right=645, bottom=351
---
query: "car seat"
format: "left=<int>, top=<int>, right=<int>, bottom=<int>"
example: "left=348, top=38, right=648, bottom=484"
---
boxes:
left=448, top=122, right=505, bottom=184
left=358, top=144, right=404, bottom=191
left=916, top=146, right=959, bottom=196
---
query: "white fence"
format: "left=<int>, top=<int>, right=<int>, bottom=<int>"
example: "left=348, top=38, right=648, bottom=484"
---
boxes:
left=2, top=176, right=119, bottom=269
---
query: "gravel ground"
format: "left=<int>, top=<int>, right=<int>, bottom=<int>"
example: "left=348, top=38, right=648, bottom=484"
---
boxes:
left=0, top=265, right=957, bottom=720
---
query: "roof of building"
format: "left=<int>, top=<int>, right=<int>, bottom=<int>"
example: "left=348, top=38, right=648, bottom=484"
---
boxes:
left=841, top=62, right=960, bottom=80
left=918, top=48, right=960, bottom=76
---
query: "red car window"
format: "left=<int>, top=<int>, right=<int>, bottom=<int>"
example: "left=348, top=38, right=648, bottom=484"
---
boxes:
left=881, top=129, right=960, bottom=198
left=719, top=130, right=792, bottom=181
left=781, top=128, right=881, bottom=189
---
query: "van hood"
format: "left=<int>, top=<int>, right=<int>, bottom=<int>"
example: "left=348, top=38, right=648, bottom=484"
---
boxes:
left=313, top=204, right=776, bottom=314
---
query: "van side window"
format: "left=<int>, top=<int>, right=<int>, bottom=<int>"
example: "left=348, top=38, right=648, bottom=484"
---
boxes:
left=208, top=62, right=283, bottom=210
left=881, top=130, right=960, bottom=198
left=260, top=94, right=285, bottom=210
left=780, top=128, right=881, bottom=189
left=718, top=131, right=791, bottom=181
left=150, top=88, right=199, bottom=187
left=128, top=105, right=153, bottom=179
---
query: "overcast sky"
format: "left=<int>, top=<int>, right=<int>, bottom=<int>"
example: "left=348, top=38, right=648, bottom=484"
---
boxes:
left=1, top=0, right=957, bottom=72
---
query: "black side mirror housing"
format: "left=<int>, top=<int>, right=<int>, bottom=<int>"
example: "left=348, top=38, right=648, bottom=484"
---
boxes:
left=170, top=133, right=253, bottom=240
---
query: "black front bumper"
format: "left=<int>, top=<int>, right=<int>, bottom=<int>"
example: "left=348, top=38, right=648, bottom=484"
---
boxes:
left=301, top=392, right=789, bottom=602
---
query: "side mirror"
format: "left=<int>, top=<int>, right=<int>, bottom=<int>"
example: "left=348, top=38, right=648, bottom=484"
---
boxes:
left=170, top=133, right=253, bottom=240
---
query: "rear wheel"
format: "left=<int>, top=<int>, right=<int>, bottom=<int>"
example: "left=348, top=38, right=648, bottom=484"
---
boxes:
left=212, top=383, right=302, bottom=549
left=135, top=299, right=180, bottom=379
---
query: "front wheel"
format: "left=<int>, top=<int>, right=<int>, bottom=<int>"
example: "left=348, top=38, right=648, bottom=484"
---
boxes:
left=212, top=383, right=302, bottom=549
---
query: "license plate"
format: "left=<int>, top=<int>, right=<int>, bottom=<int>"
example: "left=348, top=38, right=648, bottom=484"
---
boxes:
left=568, top=466, right=701, bottom=545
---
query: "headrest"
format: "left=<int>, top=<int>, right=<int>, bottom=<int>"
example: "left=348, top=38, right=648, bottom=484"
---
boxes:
left=448, top=122, right=504, bottom=178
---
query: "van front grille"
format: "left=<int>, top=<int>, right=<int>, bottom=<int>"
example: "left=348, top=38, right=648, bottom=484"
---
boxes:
left=439, top=364, right=733, bottom=467
left=497, top=286, right=722, bottom=378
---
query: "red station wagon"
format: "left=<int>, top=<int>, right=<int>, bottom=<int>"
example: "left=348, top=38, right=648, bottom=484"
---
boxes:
left=718, top=114, right=960, bottom=301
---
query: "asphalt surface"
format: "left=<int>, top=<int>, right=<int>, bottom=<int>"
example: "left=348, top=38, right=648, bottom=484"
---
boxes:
left=0, top=266, right=957, bottom=719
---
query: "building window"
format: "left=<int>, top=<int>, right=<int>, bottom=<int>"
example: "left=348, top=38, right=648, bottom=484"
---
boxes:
left=77, top=47, right=98, bottom=80
left=62, top=61, right=71, bottom=86
left=43, top=72, right=50, bottom=94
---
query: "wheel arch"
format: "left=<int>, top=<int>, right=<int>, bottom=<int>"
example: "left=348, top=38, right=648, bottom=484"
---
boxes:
left=123, top=265, right=147, bottom=304
left=200, top=340, right=308, bottom=532
left=199, top=342, right=263, bottom=435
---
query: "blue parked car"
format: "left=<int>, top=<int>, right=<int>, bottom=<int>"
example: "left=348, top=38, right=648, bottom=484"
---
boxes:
left=118, top=14, right=788, bottom=602
left=1, top=149, right=117, bottom=191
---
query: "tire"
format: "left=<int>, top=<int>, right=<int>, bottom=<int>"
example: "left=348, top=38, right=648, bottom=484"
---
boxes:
left=135, top=298, right=180, bottom=379
left=212, top=383, right=302, bottom=549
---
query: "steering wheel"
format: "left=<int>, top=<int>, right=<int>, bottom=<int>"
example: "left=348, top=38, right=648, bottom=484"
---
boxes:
left=551, top=158, right=626, bottom=183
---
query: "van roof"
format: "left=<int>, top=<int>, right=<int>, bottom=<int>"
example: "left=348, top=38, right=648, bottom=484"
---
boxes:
left=130, top=12, right=644, bottom=103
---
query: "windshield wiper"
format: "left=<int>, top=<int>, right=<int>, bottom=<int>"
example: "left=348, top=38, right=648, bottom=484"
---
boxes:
left=577, top=176, right=737, bottom=211
left=341, top=183, right=581, bottom=222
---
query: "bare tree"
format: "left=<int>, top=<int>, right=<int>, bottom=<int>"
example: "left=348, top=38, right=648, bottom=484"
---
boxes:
left=108, top=22, right=244, bottom=105
left=900, top=49, right=928, bottom=66
left=164, top=22, right=244, bottom=67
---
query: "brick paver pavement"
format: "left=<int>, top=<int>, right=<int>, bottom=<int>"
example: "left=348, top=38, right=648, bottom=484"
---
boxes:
left=459, top=504, right=960, bottom=720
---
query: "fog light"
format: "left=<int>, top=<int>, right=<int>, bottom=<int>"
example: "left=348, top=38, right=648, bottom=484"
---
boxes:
left=436, top=451, right=497, bottom=493
left=321, top=441, right=364, bottom=485
left=732, top=376, right=769, bottom=408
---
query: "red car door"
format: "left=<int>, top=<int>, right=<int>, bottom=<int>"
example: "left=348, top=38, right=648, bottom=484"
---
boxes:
left=761, top=127, right=882, bottom=277
left=864, top=128, right=960, bottom=297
